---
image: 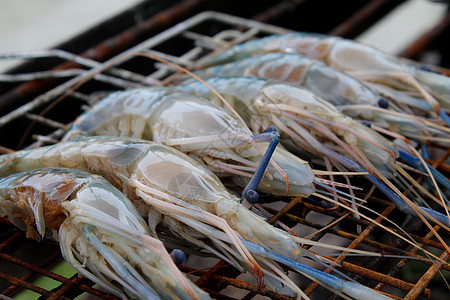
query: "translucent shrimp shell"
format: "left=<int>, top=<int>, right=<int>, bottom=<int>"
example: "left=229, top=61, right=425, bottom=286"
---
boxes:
left=178, top=77, right=399, bottom=177
left=196, top=32, right=450, bottom=111
left=63, top=88, right=168, bottom=141
left=0, top=168, right=207, bottom=300
left=193, top=52, right=380, bottom=106
left=63, top=88, right=316, bottom=197
left=0, top=137, right=303, bottom=261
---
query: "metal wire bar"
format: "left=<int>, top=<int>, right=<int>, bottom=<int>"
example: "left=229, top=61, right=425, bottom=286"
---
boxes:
left=1, top=251, right=60, bottom=296
left=405, top=251, right=450, bottom=299
left=0, top=227, right=118, bottom=299
left=25, top=113, right=69, bottom=130
left=0, top=50, right=148, bottom=83
left=373, top=226, right=441, bottom=296
left=0, top=8, right=449, bottom=300
left=0, top=252, right=115, bottom=299
left=303, top=202, right=398, bottom=295
left=180, top=265, right=295, bottom=300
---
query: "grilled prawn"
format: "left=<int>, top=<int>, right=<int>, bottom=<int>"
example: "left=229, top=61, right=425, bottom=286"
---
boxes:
left=0, top=137, right=392, bottom=299
left=0, top=168, right=205, bottom=300
left=177, top=77, right=450, bottom=228
left=190, top=52, right=449, bottom=142
left=0, top=137, right=300, bottom=293
left=62, top=88, right=315, bottom=198
left=196, top=32, right=450, bottom=125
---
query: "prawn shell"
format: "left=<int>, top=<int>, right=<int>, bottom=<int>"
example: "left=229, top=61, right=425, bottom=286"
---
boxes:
left=0, top=169, right=85, bottom=239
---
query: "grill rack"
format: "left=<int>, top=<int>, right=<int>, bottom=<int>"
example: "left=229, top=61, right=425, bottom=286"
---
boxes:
left=0, top=10, right=449, bottom=300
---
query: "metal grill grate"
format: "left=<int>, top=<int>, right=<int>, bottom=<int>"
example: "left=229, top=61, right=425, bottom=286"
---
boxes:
left=0, top=9, right=449, bottom=300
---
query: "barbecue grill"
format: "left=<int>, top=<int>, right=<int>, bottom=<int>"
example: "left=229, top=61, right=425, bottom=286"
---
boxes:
left=0, top=0, right=449, bottom=299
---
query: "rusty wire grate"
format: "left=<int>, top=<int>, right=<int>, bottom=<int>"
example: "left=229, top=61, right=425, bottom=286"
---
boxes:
left=0, top=9, right=449, bottom=300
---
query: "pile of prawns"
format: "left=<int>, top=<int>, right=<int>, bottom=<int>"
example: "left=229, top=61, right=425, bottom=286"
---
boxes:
left=1, top=32, right=449, bottom=300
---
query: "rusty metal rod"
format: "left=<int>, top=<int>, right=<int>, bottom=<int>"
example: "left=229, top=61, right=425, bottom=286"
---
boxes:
left=296, top=202, right=447, bottom=250
left=180, top=265, right=295, bottom=300
left=0, top=271, right=64, bottom=299
left=195, top=260, right=235, bottom=289
left=251, top=0, right=307, bottom=23
left=265, top=206, right=450, bottom=272
left=2, top=252, right=61, bottom=296
left=46, top=275, right=110, bottom=300
left=373, top=226, right=441, bottom=296
left=0, top=252, right=116, bottom=299
left=0, top=229, right=22, bottom=252
left=267, top=196, right=303, bottom=224
left=405, top=250, right=450, bottom=300
left=329, top=0, right=405, bottom=37
left=303, top=203, right=396, bottom=295
left=325, top=257, right=432, bottom=297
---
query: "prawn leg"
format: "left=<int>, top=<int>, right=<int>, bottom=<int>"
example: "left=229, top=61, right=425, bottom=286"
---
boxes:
left=242, top=240, right=392, bottom=300
left=165, top=128, right=277, bottom=150
left=439, top=110, right=450, bottom=126
left=132, top=179, right=265, bottom=288
left=80, top=224, right=160, bottom=300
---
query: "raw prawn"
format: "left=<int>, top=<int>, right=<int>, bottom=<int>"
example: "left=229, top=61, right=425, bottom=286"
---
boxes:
left=62, top=87, right=316, bottom=199
left=0, top=137, right=303, bottom=294
left=0, top=168, right=206, bottom=300
left=177, top=77, right=450, bottom=227
left=189, top=52, right=449, bottom=142
left=195, top=32, right=450, bottom=125
left=0, top=137, right=392, bottom=299
left=193, top=52, right=379, bottom=107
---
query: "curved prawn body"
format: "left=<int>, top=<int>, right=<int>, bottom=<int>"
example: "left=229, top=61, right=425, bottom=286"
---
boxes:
left=63, top=88, right=315, bottom=198
left=0, top=138, right=396, bottom=299
left=191, top=52, right=449, bottom=142
left=177, top=77, right=450, bottom=227
left=196, top=33, right=450, bottom=125
left=0, top=168, right=206, bottom=300
left=178, top=77, right=397, bottom=177
left=0, top=137, right=311, bottom=291
left=194, top=52, right=379, bottom=107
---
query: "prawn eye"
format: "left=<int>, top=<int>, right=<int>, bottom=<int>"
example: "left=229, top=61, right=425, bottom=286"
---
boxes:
left=378, top=98, right=389, bottom=109
left=361, top=120, right=371, bottom=127
left=244, top=189, right=259, bottom=204
left=170, top=249, right=186, bottom=265
left=264, top=126, right=277, bottom=133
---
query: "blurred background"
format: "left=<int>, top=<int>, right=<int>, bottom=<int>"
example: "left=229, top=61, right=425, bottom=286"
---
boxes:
left=0, top=0, right=448, bottom=72
left=0, top=0, right=143, bottom=72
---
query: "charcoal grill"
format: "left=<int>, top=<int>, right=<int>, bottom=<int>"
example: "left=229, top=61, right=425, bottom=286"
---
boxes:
left=0, top=0, right=449, bottom=299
